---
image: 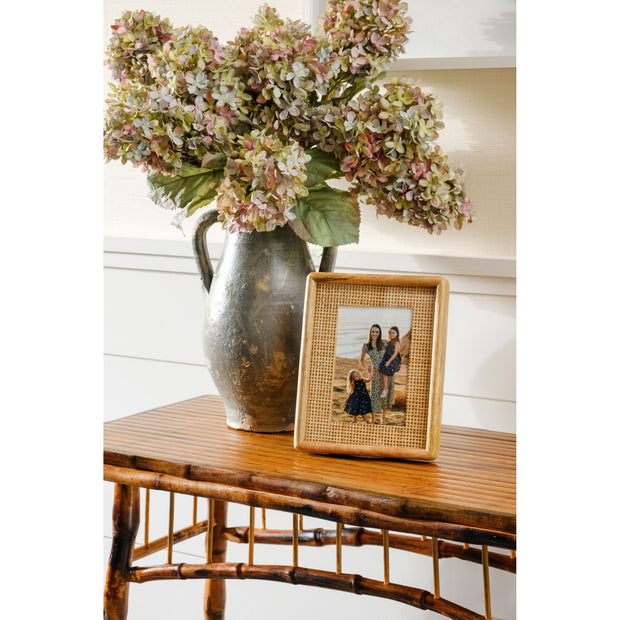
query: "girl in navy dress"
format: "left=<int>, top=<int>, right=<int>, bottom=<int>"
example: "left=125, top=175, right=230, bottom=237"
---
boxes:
left=343, top=369, right=372, bottom=423
left=378, top=326, right=401, bottom=398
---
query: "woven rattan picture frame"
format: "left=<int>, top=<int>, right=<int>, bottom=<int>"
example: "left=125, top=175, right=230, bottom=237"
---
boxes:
left=294, top=273, right=449, bottom=460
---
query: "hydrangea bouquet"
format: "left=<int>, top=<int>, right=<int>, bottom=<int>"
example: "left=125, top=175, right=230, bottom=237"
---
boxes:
left=104, top=0, right=473, bottom=246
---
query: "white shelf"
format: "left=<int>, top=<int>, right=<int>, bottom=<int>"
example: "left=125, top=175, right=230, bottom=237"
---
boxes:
left=388, top=55, right=515, bottom=71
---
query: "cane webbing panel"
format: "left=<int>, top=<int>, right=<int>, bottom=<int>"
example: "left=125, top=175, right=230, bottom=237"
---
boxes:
left=304, top=281, right=437, bottom=450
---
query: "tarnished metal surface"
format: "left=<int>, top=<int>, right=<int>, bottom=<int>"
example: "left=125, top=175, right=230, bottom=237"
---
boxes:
left=193, top=210, right=335, bottom=432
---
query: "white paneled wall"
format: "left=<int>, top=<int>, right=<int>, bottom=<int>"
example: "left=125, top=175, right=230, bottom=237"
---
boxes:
left=104, top=237, right=515, bottom=619
left=104, top=237, right=515, bottom=429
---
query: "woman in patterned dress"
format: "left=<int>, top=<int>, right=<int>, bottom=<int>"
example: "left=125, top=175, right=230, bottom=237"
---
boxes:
left=359, top=324, right=394, bottom=424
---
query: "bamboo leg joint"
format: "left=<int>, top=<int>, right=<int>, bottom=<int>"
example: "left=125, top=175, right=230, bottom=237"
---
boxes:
left=313, top=527, right=325, bottom=545
left=419, top=590, right=430, bottom=611
left=289, top=566, right=299, bottom=585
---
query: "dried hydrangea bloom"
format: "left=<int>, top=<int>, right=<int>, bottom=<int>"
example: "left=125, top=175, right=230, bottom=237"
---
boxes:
left=214, top=6, right=321, bottom=143
left=337, top=78, right=473, bottom=232
left=217, top=133, right=311, bottom=233
left=316, top=0, right=411, bottom=87
left=105, top=10, right=174, bottom=83
left=103, top=2, right=473, bottom=243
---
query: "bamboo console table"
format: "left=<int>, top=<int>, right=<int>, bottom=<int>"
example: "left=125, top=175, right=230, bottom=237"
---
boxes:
left=104, top=395, right=516, bottom=620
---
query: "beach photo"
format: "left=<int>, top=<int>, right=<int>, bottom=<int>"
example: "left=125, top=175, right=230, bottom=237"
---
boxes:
left=332, top=306, right=412, bottom=426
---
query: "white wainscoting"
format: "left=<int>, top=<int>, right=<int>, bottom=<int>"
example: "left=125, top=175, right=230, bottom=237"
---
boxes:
left=103, top=236, right=516, bottom=620
left=104, top=236, right=515, bottom=430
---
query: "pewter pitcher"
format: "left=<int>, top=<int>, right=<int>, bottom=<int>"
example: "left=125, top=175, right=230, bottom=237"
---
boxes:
left=193, top=208, right=336, bottom=432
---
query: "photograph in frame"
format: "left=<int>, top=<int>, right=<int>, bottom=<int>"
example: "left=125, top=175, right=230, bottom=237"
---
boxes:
left=294, top=273, right=449, bottom=460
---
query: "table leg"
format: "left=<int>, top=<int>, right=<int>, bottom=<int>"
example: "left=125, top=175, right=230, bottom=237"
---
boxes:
left=204, top=500, right=228, bottom=620
left=104, top=484, right=140, bottom=620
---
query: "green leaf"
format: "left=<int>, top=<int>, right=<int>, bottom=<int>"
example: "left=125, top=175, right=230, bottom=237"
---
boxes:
left=147, top=164, right=224, bottom=215
left=304, top=149, right=344, bottom=188
left=200, top=153, right=227, bottom=170
left=290, top=184, right=360, bottom=247
left=336, top=72, right=386, bottom=105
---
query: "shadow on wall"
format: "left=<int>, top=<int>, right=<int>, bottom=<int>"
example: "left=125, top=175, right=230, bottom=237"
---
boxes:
left=472, top=9, right=516, bottom=57
left=380, top=67, right=515, bottom=257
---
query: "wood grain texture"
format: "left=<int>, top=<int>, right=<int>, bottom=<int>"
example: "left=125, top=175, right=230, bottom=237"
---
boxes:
left=204, top=500, right=227, bottom=620
left=104, top=395, right=515, bottom=540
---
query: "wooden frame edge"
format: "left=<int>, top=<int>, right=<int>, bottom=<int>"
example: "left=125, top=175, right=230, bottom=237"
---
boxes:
left=294, top=273, right=449, bottom=461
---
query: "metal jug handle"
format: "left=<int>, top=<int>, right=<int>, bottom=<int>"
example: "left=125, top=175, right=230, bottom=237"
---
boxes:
left=192, top=208, right=220, bottom=293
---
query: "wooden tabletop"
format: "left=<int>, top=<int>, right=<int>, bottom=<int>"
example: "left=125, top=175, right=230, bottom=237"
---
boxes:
left=104, top=395, right=515, bottom=542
